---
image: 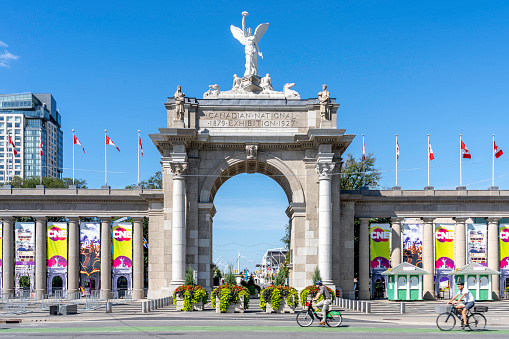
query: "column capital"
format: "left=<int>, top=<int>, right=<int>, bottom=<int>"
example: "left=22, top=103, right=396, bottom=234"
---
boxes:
left=285, top=202, right=306, bottom=218
left=131, top=216, right=145, bottom=223
left=453, top=217, right=469, bottom=223
left=34, top=216, right=47, bottom=222
left=420, top=217, right=436, bottom=223
left=67, top=216, right=80, bottom=223
left=358, top=217, right=371, bottom=225
left=485, top=217, right=501, bottom=224
left=391, top=217, right=404, bottom=223
left=99, top=217, right=112, bottom=223
left=170, top=162, right=188, bottom=177
left=0, top=216, right=15, bottom=222
left=315, top=162, right=335, bottom=180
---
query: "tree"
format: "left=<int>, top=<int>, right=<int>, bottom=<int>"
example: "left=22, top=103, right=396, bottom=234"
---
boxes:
left=340, top=153, right=382, bottom=190
left=312, top=266, right=322, bottom=284
left=274, top=268, right=286, bottom=286
left=223, top=265, right=237, bottom=285
left=280, top=224, right=290, bottom=249
left=7, top=176, right=88, bottom=188
left=125, top=171, right=162, bottom=189
left=185, top=265, right=196, bottom=285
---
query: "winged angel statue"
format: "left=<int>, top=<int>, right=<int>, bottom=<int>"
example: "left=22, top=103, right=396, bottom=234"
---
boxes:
left=231, top=12, right=269, bottom=77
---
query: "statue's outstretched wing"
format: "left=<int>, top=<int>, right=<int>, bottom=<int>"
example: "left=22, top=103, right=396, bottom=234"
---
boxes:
left=254, top=23, right=269, bottom=44
left=230, top=25, right=245, bottom=45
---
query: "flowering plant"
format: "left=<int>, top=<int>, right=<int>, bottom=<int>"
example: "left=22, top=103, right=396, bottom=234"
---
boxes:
left=259, top=285, right=299, bottom=311
left=211, top=284, right=250, bottom=312
left=300, top=285, right=335, bottom=306
left=173, top=285, right=208, bottom=311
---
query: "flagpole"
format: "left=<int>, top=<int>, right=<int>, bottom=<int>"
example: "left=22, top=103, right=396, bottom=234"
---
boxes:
left=105, top=129, right=107, bottom=186
left=492, top=134, right=495, bottom=187
left=459, top=134, right=462, bottom=187
left=362, top=134, right=365, bottom=187
left=40, top=135, right=42, bottom=185
left=137, top=130, right=140, bottom=186
left=427, top=134, right=430, bottom=187
left=72, top=129, right=75, bottom=185
left=395, top=134, right=398, bottom=187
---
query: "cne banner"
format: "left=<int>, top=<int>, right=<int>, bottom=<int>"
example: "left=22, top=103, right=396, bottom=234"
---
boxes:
left=112, top=223, right=133, bottom=270
left=500, top=224, right=509, bottom=272
left=369, top=223, right=391, bottom=270
left=47, top=222, right=68, bottom=268
left=435, top=224, right=455, bottom=270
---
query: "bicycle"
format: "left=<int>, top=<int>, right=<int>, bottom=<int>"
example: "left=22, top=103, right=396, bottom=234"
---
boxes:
left=435, top=304, right=487, bottom=331
left=296, top=301, right=342, bottom=327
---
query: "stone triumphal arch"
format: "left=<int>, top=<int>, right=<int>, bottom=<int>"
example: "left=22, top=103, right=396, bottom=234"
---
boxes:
left=148, top=93, right=355, bottom=297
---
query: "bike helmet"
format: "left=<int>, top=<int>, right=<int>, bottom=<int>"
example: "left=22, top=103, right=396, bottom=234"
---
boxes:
left=315, top=280, right=322, bottom=286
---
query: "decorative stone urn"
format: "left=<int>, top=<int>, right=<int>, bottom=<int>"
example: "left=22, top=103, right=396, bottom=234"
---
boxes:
left=175, top=297, right=204, bottom=311
left=266, top=297, right=296, bottom=314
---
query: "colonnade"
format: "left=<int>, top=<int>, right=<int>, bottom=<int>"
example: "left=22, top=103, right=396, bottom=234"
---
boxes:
left=358, top=217, right=504, bottom=300
left=0, top=216, right=145, bottom=299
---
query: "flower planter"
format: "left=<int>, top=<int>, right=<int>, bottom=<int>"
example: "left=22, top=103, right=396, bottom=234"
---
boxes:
left=215, top=295, right=245, bottom=313
left=266, top=297, right=295, bottom=314
left=175, top=297, right=204, bottom=311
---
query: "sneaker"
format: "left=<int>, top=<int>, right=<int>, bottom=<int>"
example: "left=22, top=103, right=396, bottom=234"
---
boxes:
left=318, top=321, right=326, bottom=325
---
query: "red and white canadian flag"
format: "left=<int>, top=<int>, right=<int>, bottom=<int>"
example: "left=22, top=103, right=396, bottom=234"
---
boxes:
left=396, top=139, right=400, bottom=161
left=139, top=135, right=143, bottom=157
left=106, top=135, right=120, bottom=152
left=73, top=134, right=85, bottom=153
left=40, top=136, right=43, bottom=156
left=428, top=139, right=434, bottom=161
left=8, top=135, right=17, bottom=155
left=494, top=140, right=503, bottom=158
left=460, top=140, right=471, bottom=159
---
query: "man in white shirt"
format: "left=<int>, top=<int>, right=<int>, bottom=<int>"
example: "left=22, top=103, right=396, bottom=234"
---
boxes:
left=448, top=281, right=475, bottom=328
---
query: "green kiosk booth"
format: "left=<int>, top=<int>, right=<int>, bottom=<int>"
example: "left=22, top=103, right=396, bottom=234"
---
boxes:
left=448, top=263, right=500, bottom=301
left=382, top=262, right=430, bottom=301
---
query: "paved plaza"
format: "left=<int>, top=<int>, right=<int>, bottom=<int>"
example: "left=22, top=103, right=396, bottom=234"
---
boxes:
left=0, top=299, right=508, bottom=338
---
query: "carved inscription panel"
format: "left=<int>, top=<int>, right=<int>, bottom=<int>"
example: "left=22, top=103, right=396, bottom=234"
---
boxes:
left=199, top=111, right=307, bottom=128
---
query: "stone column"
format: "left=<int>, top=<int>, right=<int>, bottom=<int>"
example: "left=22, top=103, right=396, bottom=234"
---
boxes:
left=169, top=162, right=188, bottom=288
left=454, top=217, right=468, bottom=268
left=315, top=161, right=335, bottom=285
left=100, top=217, right=112, bottom=299
left=359, top=217, right=370, bottom=300
left=67, top=217, right=80, bottom=294
left=2, top=217, right=15, bottom=296
left=421, top=217, right=436, bottom=300
left=391, top=217, right=404, bottom=267
left=132, top=217, right=144, bottom=299
left=486, top=217, right=501, bottom=300
left=35, top=217, right=47, bottom=299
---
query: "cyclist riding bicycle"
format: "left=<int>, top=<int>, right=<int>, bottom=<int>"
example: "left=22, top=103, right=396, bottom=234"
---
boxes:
left=311, top=281, right=332, bottom=326
left=447, top=281, right=475, bottom=329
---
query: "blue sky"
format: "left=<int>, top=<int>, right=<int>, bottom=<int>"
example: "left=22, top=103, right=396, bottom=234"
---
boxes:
left=2, top=1, right=509, bottom=272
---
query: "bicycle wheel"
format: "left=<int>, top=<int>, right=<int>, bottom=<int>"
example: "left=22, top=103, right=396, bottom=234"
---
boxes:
left=436, top=312, right=456, bottom=331
left=296, top=310, right=314, bottom=327
left=467, top=313, right=486, bottom=331
left=326, top=312, right=343, bottom=327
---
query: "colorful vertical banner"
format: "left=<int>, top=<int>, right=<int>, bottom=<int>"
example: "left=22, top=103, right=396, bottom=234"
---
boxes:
left=500, top=224, right=509, bottom=271
left=467, top=223, right=487, bottom=266
left=80, top=222, right=101, bottom=293
left=47, top=222, right=68, bottom=295
left=15, top=222, right=35, bottom=295
left=369, top=223, right=391, bottom=270
left=112, top=222, right=133, bottom=293
left=0, top=221, right=3, bottom=291
left=435, top=224, right=455, bottom=270
left=402, top=223, right=423, bottom=267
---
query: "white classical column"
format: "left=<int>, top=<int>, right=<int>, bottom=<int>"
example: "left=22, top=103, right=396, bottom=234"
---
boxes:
left=67, top=217, right=80, bottom=294
left=100, top=217, right=112, bottom=299
left=358, top=217, right=371, bottom=300
left=132, top=217, right=145, bottom=299
left=35, top=217, right=47, bottom=299
left=169, top=162, right=188, bottom=288
left=315, top=161, right=335, bottom=285
left=391, top=217, right=404, bottom=267
left=486, top=217, right=501, bottom=300
left=454, top=217, right=468, bottom=268
left=2, top=217, right=15, bottom=296
left=421, top=217, right=436, bottom=300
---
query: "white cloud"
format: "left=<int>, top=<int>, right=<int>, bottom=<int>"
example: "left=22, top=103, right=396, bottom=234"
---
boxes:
left=0, top=41, right=7, bottom=47
left=0, top=49, right=20, bottom=68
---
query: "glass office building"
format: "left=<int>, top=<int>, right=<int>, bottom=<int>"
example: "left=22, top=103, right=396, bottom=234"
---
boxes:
left=0, top=93, right=63, bottom=183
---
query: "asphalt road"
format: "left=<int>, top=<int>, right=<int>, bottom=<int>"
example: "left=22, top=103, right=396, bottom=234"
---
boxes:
left=1, top=310, right=509, bottom=338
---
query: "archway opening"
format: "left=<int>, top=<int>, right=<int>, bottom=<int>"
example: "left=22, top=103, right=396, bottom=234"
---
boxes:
left=117, top=276, right=128, bottom=297
left=52, top=276, right=63, bottom=291
left=212, top=173, right=289, bottom=289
